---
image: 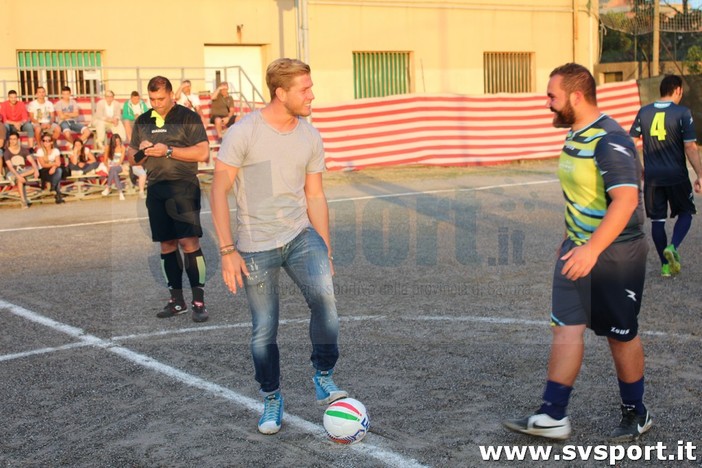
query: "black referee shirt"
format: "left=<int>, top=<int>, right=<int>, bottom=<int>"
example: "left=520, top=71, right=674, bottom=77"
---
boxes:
left=130, top=104, right=208, bottom=183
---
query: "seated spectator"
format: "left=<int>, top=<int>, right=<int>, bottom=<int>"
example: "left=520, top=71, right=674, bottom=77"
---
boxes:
left=94, top=90, right=126, bottom=150
left=68, top=139, right=99, bottom=175
left=55, top=86, right=92, bottom=144
left=122, top=91, right=148, bottom=144
left=35, top=133, right=65, bottom=204
left=210, top=82, right=237, bottom=139
left=176, top=79, right=206, bottom=124
left=101, top=134, right=126, bottom=201
left=3, top=131, right=39, bottom=208
left=28, top=86, right=61, bottom=144
left=1, top=90, right=36, bottom=149
left=0, top=122, right=5, bottom=153
left=130, top=163, right=147, bottom=199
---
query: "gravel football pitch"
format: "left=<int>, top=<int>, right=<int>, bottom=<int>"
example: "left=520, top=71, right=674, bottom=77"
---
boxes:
left=1, top=160, right=701, bottom=467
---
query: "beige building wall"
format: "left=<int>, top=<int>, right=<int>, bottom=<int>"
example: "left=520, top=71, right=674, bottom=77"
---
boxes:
left=309, top=0, right=599, bottom=102
left=0, top=0, right=598, bottom=104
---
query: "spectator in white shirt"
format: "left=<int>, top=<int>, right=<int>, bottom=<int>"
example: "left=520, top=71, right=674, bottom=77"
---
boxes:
left=94, top=90, right=126, bottom=150
left=175, top=80, right=206, bottom=125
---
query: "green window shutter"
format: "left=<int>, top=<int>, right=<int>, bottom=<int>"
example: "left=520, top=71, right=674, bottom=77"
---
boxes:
left=353, top=51, right=410, bottom=99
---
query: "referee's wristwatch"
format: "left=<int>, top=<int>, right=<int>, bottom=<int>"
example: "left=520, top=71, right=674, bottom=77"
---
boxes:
left=165, top=146, right=173, bottom=159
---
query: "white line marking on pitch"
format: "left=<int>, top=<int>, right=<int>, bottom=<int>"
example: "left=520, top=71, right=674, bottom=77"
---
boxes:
left=0, top=178, right=558, bottom=233
left=0, top=316, right=388, bottom=363
left=0, top=300, right=425, bottom=468
left=0, top=341, right=94, bottom=362
left=111, top=314, right=385, bottom=342
left=2, top=311, right=697, bottom=364
left=330, top=178, right=558, bottom=203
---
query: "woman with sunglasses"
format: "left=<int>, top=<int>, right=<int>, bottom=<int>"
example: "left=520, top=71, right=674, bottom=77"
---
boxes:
left=35, top=133, right=65, bottom=204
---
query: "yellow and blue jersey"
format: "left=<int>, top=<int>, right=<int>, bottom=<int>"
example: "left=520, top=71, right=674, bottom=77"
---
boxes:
left=558, top=114, right=644, bottom=245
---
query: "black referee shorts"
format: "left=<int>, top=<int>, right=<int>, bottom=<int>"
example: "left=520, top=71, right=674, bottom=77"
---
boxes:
left=644, top=179, right=696, bottom=219
left=146, top=179, right=203, bottom=242
left=551, top=237, right=647, bottom=342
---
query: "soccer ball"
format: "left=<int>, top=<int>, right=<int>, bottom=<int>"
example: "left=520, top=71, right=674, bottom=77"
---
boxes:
left=323, top=398, right=370, bottom=444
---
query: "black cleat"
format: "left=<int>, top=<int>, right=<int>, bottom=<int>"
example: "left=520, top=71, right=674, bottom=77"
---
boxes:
left=157, top=299, right=187, bottom=318
left=609, top=405, right=652, bottom=442
left=191, top=301, right=209, bottom=323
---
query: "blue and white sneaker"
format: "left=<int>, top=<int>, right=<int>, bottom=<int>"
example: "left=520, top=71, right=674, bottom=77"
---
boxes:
left=313, top=369, right=348, bottom=405
left=503, top=412, right=572, bottom=440
left=610, top=405, right=652, bottom=442
left=258, top=392, right=283, bottom=434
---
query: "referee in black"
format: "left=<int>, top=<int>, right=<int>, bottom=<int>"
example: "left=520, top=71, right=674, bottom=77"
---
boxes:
left=128, top=76, right=211, bottom=322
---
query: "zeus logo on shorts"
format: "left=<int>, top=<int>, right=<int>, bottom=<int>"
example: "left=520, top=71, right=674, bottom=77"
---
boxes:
left=625, top=289, right=637, bottom=302
left=610, top=327, right=631, bottom=335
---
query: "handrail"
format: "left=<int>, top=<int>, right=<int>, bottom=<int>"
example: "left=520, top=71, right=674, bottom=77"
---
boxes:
left=0, top=64, right=266, bottom=115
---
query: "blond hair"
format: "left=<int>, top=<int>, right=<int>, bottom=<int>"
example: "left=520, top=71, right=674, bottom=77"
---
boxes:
left=266, top=58, right=311, bottom=101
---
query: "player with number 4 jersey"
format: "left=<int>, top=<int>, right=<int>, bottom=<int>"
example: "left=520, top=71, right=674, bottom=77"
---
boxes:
left=630, top=75, right=702, bottom=277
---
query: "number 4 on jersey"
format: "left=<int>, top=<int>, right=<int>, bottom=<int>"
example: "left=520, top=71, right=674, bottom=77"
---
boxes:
left=650, top=112, right=667, bottom=141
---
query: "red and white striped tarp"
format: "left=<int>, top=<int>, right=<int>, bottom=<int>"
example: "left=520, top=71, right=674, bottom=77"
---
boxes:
left=313, top=80, right=641, bottom=171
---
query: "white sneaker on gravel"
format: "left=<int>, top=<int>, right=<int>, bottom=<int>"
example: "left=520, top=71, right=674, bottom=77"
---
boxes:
left=503, top=413, right=571, bottom=440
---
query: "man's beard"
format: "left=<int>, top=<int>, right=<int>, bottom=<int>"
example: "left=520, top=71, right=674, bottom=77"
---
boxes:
left=551, top=101, right=575, bottom=128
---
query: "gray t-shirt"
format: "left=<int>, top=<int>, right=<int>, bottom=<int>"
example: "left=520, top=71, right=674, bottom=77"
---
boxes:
left=54, top=99, right=83, bottom=122
left=217, top=110, right=326, bottom=252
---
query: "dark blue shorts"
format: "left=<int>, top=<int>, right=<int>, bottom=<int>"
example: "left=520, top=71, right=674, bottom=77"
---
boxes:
left=551, top=237, right=647, bottom=341
left=644, top=179, right=696, bottom=219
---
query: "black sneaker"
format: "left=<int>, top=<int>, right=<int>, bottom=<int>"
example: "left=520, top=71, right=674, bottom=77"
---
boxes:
left=609, top=405, right=652, bottom=442
left=157, top=299, right=187, bottom=318
left=191, top=301, right=209, bottom=323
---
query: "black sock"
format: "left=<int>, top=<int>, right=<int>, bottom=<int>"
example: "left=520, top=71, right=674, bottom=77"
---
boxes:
left=192, top=287, right=204, bottom=304
left=161, top=250, right=184, bottom=301
left=184, top=249, right=206, bottom=303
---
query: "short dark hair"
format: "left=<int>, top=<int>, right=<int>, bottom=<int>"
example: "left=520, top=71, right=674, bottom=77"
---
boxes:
left=549, top=62, right=597, bottom=105
left=61, top=86, right=71, bottom=93
left=8, top=90, right=17, bottom=96
left=660, top=75, right=683, bottom=97
left=130, top=91, right=140, bottom=97
left=147, top=76, right=173, bottom=93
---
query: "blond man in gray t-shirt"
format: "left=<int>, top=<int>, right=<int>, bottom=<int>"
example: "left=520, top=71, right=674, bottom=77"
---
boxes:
left=211, top=58, right=347, bottom=435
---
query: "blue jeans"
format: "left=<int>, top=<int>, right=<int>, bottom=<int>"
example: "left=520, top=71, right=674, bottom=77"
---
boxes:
left=6, top=122, right=35, bottom=137
left=241, top=227, right=340, bottom=393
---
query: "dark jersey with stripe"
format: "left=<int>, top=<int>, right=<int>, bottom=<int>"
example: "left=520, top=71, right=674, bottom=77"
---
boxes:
left=629, top=101, right=696, bottom=186
left=558, top=114, right=644, bottom=245
left=130, top=104, right=208, bottom=183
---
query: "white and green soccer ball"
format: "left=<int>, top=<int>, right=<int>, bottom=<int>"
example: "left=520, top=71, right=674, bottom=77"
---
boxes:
left=323, top=398, right=370, bottom=444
